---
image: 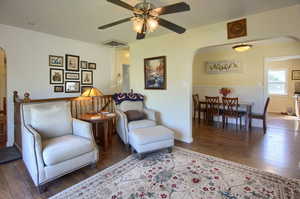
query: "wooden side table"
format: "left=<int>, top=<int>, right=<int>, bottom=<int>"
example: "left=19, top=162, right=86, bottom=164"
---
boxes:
left=78, top=113, right=116, bottom=151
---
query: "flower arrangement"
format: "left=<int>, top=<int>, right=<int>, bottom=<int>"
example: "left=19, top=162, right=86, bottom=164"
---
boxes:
left=219, top=87, right=231, bottom=97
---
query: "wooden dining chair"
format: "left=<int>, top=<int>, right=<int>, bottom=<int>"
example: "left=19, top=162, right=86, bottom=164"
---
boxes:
left=205, top=96, right=221, bottom=123
left=251, top=97, right=270, bottom=134
left=0, top=97, right=7, bottom=147
left=222, top=97, right=245, bottom=129
left=193, top=94, right=206, bottom=122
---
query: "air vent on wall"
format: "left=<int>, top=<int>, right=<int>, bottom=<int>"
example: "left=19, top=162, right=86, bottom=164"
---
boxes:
left=102, top=40, right=128, bottom=48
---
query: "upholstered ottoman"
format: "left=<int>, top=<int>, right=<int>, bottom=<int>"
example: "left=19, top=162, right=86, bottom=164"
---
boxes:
left=129, top=125, right=174, bottom=159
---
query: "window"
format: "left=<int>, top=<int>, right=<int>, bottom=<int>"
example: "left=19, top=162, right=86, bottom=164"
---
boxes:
left=268, top=69, right=288, bottom=95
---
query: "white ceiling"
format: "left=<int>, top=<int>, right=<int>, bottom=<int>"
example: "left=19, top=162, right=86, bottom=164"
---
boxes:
left=0, top=0, right=299, bottom=44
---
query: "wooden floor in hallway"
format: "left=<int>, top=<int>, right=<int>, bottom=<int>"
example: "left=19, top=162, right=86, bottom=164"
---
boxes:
left=1, top=120, right=300, bottom=199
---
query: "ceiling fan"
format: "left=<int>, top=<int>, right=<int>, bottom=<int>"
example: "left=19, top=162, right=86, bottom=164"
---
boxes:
left=98, top=0, right=191, bottom=40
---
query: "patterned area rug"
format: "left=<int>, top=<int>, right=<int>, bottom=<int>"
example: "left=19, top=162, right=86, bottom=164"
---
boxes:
left=50, top=147, right=300, bottom=199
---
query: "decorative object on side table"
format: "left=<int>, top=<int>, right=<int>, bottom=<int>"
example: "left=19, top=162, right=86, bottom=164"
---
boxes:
left=50, top=68, right=64, bottom=84
left=219, top=87, right=232, bottom=97
left=81, top=61, right=88, bottom=69
left=65, top=81, right=80, bottom=93
left=81, top=70, right=93, bottom=85
left=227, top=18, right=247, bottom=39
left=65, top=72, right=79, bottom=80
left=65, top=54, right=80, bottom=71
left=54, top=86, right=64, bottom=92
left=292, top=70, right=300, bottom=80
left=88, top=62, right=97, bottom=70
left=144, top=56, right=166, bottom=89
left=49, top=55, right=63, bottom=67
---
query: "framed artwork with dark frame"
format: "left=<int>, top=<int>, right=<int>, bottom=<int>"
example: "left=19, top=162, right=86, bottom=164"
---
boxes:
left=227, top=18, right=247, bottom=39
left=65, top=54, right=80, bottom=71
left=49, top=55, right=63, bottom=67
left=144, top=56, right=166, bottom=90
left=50, top=68, right=64, bottom=84
left=54, top=86, right=64, bottom=92
left=81, top=86, right=92, bottom=94
left=292, top=70, right=300, bottom=80
left=65, top=81, right=80, bottom=93
left=81, top=61, right=88, bottom=69
left=88, top=62, right=96, bottom=70
left=81, top=70, right=93, bottom=85
left=65, top=72, right=79, bottom=80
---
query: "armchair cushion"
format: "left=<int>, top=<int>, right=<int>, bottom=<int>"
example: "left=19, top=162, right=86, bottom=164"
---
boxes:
left=30, top=101, right=73, bottom=139
left=119, top=101, right=144, bottom=112
left=42, top=135, right=94, bottom=166
left=125, top=110, right=146, bottom=122
left=128, top=119, right=156, bottom=132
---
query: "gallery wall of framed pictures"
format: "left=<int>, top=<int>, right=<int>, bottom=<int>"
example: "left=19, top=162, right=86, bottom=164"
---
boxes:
left=49, top=54, right=97, bottom=93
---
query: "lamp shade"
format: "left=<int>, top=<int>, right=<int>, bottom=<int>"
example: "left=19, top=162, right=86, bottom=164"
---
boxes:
left=81, top=87, right=103, bottom=97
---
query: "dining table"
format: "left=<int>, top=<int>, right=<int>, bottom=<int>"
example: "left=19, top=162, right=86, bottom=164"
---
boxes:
left=198, top=100, right=254, bottom=131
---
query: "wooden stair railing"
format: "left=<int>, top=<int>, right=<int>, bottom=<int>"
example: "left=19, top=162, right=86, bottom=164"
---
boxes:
left=13, top=91, right=115, bottom=151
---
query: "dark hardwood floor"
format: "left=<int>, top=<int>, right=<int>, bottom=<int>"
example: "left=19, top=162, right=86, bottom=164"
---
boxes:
left=1, top=120, right=300, bottom=199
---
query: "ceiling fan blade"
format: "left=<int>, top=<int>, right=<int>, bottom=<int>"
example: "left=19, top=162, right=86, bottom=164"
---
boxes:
left=137, top=33, right=145, bottom=40
left=152, top=2, right=190, bottom=15
left=107, top=0, right=134, bottom=11
left=158, top=18, right=186, bottom=34
left=98, top=17, right=132, bottom=29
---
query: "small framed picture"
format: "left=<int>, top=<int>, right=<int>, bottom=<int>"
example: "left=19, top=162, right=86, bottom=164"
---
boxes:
left=81, top=86, right=92, bottom=94
left=144, top=56, right=167, bottom=89
left=50, top=68, right=64, bottom=84
left=292, top=70, right=300, bottom=80
left=81, top=61, right=88, bottom=69
left=88, top=63, right=96, bottom=70
left=49, top=55, right=63, bottom=67
left=65, top=54, right=80, bottom=71
left=65, top=72, right=79, bottom=80
left=65, top=81, right=80, bottom=93
left=81, top=70, right=93, bottom=85
left=54, top=86, right=64, bottom=92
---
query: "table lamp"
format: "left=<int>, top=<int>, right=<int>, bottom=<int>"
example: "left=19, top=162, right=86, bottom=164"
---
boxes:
left=81, top=87, right=110, bottom=112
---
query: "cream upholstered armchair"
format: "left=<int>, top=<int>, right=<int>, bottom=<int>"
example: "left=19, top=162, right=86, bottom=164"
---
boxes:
left=116, top=101, right=157, bottom=145
left=21, top=101, right=98, bottom=192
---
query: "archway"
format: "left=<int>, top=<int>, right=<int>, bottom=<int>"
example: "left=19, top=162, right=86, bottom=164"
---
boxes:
left=0, top=47, right=7, bottom=148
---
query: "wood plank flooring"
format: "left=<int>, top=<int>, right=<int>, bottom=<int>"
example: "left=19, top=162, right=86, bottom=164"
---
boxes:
left=1, top=120, right=300, bottom=199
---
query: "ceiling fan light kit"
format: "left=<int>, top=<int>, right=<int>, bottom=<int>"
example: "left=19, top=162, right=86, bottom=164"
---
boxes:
left=98, top=0, right=191, bottom=40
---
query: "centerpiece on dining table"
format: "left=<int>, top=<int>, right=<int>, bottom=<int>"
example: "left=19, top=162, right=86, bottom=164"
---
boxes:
left=219, top=87, right=232, bottom=97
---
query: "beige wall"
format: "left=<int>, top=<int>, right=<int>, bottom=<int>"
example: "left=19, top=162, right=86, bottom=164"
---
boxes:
left=193, top=41, right=300, bottom=87
left=129, top=5, right=300, bottom=143
left=113, top=48, right=130, bottom=92
left=267, top=59, right=300, bottom=113
left=0, top=48, right=6, bottom=109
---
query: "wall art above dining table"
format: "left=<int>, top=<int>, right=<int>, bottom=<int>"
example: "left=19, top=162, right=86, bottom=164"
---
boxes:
left=49, top=54, right=97, bottom=93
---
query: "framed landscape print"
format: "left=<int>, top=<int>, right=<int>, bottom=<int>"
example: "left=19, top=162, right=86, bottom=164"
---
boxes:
left=54, top=86, right=64, bottom=92
left=81, top=70, right=93, bottom=85
left=292, top=70, right=300, bottom=80
left=65, top=81, right=80, bottom=93
left=81, top=86, right=92, bottom=94
left=88, top=62, right=96, bottom=70
left=49, top=55, right=63, bottom=67
left=81, top=61, right=88, bottom=69
left=144, top=56, right=166, bottom=90
left=65, top=54, right=80, bottom=71
left=50, top=68, right=64, bottom=84
left=65, top=72, right=79, bottom=80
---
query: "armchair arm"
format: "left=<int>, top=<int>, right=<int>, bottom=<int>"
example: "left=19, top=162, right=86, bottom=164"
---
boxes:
left=72, top=119, right=94, bottom=140
left=116, top=109, right=129, bottom=144
left=144, top=108, right=157, bottom=121
left=22, top=125, right=44, bottom=186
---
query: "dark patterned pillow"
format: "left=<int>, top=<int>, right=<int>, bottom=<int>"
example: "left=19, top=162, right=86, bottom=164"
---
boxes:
left=125, top=110, right=146, bottom=122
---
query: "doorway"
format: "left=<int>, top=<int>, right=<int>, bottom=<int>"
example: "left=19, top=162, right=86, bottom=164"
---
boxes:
left=122, top=64, right=130, bottom=92
left=0, top=47, right=7, bottom=148
left=264, top=55, right=300, bottom=132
